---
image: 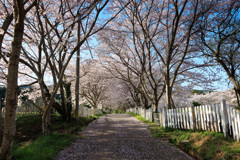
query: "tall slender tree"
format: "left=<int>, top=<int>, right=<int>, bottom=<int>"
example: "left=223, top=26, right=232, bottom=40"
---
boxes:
left=75, top=13, right=81, bottom=118
left=0, top=0, right=31, bottom=159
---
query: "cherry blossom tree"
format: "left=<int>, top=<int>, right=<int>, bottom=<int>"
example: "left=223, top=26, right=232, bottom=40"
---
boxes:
left=97, top=0, right=214, bottom=110
left=98, top=52, right=151, bottom=109
left=130, top=0, right=217, bottom=109
left=188, top=89, right=237, bottom=106
left=35, top=0, right=130, bottom=134
left=74, top=59, right=134, bottom=112
left=1, top=0, right=128, bottom=134
left=0, top=1, right=131, bottom=149
left=79, top=60, right=106, bottom=114
left=196, top=0, right=240, bottom=105
left=0, top=0, right=37, bottom=159
left=97, top=4, right=166, bottom=112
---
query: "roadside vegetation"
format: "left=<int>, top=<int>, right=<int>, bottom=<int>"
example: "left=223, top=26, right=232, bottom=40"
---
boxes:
left=11, top=114, right=104, bottom=160
left=128, top=113, right=240, bottom=160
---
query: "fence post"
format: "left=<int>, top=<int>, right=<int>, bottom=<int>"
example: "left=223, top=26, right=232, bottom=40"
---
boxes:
left=144, top=107, right=146, bottom=119
left=150, top=108, right=153, bottom=122
left=237, top=110, right=240, bottom=142
left=163, top=107, right=168, bottom=128
left=221, top=99, right=230, bottom=137
left=92, top=107, right=95, bottom=116
left=159, top=109, right=163, bottom=126
left=154, top=112, right=159, bottom=125
left=190, top=105, right=196, bottom=130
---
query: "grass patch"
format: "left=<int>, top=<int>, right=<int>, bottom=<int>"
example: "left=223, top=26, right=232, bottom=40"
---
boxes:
left=12, top=114, right=103, bottom=160
left=92, top=113, right=106, bottom=119
left=128, top=112, right=240, bottom=160
left=13, top=132, right=74, bottom=160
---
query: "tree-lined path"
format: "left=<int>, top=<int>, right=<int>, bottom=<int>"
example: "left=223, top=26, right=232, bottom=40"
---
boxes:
left=54, top=114, right=193, bottom=160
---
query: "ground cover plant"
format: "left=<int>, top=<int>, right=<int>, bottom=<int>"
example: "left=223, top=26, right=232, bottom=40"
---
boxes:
left=128, top=113, right=240, bottom=160
left=11, top=114, right=101, bottom=160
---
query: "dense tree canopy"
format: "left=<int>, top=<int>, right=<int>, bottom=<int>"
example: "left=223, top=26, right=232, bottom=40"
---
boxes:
left=0, top=0, right=240, bottom=159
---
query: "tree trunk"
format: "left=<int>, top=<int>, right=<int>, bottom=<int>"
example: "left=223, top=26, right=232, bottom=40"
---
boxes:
left=152, top=103, right=158, bottom=113
left=170, top=96, right=175, bottom=109
left=0, top=1, right=24, bottom=159
left=166, top=84, right=175, bottom=109
left=140, top=94, right=149, bottom=109
left=152, top=91, right=159, bottom=113
left=64, top=82, right=72, bottom=121
left=42, top=109, right=51, bottom=135
left=40, top=81, right=67, bottom=119
left=0, top=100, right=3, bottom=146
left=165, top=68, right=172, bottom=109
left=75, top=13, right=80, bottom=119
left=230, top=77, right=240, bottom=106
left=166, top=83, right=171, bottom=109
left=235, top=88, right=240, bottom=106
left=60, top=82, right=67, bottom=121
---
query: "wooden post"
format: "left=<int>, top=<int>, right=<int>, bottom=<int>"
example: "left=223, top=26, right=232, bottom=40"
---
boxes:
left=232, top=108, right=237, bottom=139
left=221, top=99, right=229, bottom=137
left=173, top=109, right=176, bottom=128
left=168, top=109, right=171, bottom=128
left=173, top=109, right=177, bottom=128
left=181, top=107, right=184, bottom=129
left=203, top=105, right=207, bottom=130
left=160, top=108, right=164, bottom=126
left=144, top=107, right=146, bottom=119
left=183, top=107, right=187, bottom=129
left=185, top=107, right=189, bottom=129
left=154, top=113, right=159, bottom=125
left=178, top=108, right=181, bottom=129
left=190, top=105, right=196, bottom=130
left=229, top=106, right=234, bottom=137
left=212, top=104, right=217, bottom=132
left=195, top=106, right=199, bottom=130
left=200, top=106, right=203, bottom=130
left=176, top=108, right=179, bottom=129
left=216, top=104, right=221, bottom=132
left=207, top=105, right=211, bottom=131
left=163, top=107, right=167, bottom=128
left=150, top=108, right=153, bottom=122
left=236, top=110, right=240, bottom=142
left=148, top=109, right=150, bottom=120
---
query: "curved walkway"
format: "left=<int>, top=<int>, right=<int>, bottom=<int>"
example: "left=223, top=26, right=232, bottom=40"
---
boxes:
left=54, top=114, right=194, bottom=160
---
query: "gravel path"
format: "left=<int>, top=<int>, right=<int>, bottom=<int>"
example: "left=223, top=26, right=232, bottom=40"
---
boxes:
left=54, top=114, right=194, bottom=160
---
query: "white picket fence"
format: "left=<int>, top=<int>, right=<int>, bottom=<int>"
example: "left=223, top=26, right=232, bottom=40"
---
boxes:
left=1, top=107, right=41, bottom=117
left=1, top=106, right=103, bottom=118
left=127, top=100, right=240, bottom=141
left=79, top=106, right=103, bottom=117
left=127, top=107, right=153, bottom=121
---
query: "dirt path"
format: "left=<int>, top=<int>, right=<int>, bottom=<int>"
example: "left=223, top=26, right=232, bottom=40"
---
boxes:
left=54, top=114, right=194, bottom=160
